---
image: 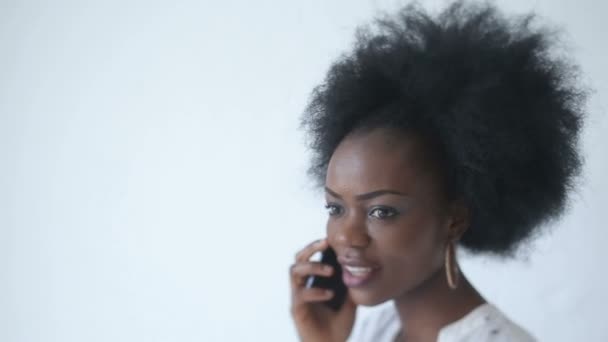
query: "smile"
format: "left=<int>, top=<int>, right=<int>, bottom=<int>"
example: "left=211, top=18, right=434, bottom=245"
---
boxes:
left=344, top=265, right=373, bottom=276
left=342, top=265, right=379, bottom=287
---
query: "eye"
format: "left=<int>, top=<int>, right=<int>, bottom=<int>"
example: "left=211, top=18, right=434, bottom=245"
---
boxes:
left=324, top=203, right=343, bottom=217
left=369, top=207, right=398, bottom=219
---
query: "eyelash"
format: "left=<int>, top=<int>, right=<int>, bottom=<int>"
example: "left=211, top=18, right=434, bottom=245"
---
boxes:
left=369, top=206, right=398, bottom=219
left=325, top=203, right=343, bottom=216
left=324, top=203, right=399, bottom=220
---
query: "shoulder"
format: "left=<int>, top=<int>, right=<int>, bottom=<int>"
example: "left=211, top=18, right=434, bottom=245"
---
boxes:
left=438, top=303, right=537, bottom=342
left=347, top=302, right=536, bottom=342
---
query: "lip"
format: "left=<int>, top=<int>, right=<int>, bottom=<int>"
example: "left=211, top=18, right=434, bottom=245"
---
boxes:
left=338, top=257, right=381, bottom=288
left=337, top=256, right=378, bottom=268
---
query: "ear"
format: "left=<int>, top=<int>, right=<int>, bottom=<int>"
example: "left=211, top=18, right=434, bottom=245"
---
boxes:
left=446, top=200, right=471, bottom=241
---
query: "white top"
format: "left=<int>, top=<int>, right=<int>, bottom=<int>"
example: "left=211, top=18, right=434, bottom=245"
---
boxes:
left=347, top=302, right=536, bottom=342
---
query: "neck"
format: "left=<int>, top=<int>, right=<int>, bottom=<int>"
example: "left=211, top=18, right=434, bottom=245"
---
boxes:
left=393, top=266, right=486, bottom=342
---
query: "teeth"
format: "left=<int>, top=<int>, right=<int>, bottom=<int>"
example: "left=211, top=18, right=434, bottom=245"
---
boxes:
left=345, top=265, right=373, bottom=276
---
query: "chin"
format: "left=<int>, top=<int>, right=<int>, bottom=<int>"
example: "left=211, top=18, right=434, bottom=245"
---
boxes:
left=348, top=288, right=393, bottom=307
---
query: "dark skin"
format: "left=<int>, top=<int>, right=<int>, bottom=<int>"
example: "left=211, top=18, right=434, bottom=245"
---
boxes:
left=290, top=127, right=485, bottom=342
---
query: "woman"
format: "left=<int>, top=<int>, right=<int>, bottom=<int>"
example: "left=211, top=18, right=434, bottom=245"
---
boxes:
left=289, top=1, right=585, bottom=342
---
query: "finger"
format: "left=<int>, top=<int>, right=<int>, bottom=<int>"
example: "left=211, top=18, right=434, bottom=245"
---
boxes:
left=295, top=238, right=328, bottom=263
left=291, top=262, right=334, bottom=279
left=293, top=287, right=334, bottom=305
left=290, top=262, right=334, bottom=288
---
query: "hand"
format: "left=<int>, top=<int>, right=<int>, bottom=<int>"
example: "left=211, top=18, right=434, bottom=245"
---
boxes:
left=290, top=239, right=357, bottom=342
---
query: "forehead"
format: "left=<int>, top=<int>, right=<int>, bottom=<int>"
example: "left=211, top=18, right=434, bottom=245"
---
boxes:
left=326, top=128, right=439, bottom=196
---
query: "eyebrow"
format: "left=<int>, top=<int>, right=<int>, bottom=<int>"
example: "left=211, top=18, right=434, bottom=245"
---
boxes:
left=325, top=186, right=408, bottom=201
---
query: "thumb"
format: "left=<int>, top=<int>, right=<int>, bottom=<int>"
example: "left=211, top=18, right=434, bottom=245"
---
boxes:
left=336, top=292, right=357, bottom=320
left=343, top=292, right=357, bottom=311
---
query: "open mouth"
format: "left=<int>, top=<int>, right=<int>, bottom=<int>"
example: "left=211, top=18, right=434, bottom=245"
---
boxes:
left=342, top=265, right=379, bottom=287
left=344, top=265, right=373, bottom=276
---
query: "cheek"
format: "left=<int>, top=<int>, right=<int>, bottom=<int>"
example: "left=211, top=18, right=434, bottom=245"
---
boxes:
left=372, top=211, right=445, bottom=276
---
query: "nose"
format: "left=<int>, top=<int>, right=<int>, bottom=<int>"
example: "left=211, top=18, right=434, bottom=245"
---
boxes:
left=330, top=211, right=371, bottom=248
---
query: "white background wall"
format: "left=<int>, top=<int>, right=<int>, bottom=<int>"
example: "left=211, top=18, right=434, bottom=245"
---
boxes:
left=1, top=0, right=607, bottom=341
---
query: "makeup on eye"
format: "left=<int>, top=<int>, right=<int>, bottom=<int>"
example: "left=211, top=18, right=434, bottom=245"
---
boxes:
left=368, top=206, right=399, bottom=219
left=325, top=203, right=344, bottom=216
left=324, top=202, right=401, bottom=220
left=324, top=186, right=409, bottom=219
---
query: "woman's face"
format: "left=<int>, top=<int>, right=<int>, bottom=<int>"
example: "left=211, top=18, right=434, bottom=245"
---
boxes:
left=325, top=128, right=454, bottom=306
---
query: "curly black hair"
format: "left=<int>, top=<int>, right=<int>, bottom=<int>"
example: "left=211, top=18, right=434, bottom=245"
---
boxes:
left=301, top=1, right=586, bottom=256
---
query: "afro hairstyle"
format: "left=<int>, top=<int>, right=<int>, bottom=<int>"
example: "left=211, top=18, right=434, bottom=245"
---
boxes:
left=301, top=1, right=586, bottom=256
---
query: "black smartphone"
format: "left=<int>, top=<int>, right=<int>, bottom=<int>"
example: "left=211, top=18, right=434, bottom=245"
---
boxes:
left=305, top=247, right=347, bottom=311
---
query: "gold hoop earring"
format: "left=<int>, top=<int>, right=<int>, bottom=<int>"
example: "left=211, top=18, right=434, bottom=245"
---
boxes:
left=445, top=241, right=459, bottom=290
